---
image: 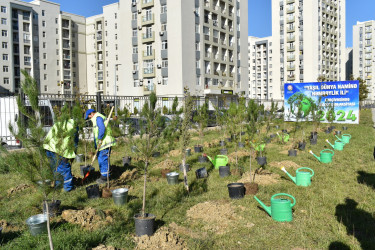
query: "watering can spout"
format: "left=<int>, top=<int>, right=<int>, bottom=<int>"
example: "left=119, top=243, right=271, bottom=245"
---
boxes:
left=335, top=135, right=341, bottom=140
left=206, top=155, right=213, bottom=164
left=254, top=196, right=272, bottom=216
left=309, top=150, right=321, bottom=162
left=281, top=167, right=296, bottom=184
left=326, top=139, right=334, bottom=149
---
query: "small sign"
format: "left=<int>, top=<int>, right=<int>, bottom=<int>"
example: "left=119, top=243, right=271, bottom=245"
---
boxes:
left=221, top=89, right=233, bottom=95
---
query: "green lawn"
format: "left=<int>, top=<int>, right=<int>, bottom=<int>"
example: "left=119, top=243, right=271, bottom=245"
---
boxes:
left=1, top=109, right=374, bottom=249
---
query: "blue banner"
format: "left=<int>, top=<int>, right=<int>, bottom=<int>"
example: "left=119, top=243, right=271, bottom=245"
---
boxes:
left=284, top=81, right=359, bottom=124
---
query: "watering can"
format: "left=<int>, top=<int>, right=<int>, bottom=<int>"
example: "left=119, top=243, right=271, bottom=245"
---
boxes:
left=326, top=139, right=344, bottom=151
left=250, top=142, right=265, bottom=152
left=277, top=132, right=289, bottom=142
left=206, top=155, right=229, bottom=169
left=335, top=134, right=351, bottom=144
left=309, top=149, right=334, bottom=163
left=254, top=193, right=296, bottom=222
left=280, top=167, right=314, bottom=186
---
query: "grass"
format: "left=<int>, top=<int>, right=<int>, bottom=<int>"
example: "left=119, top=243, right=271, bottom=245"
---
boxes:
left=1, top=109, right=375, bottom=249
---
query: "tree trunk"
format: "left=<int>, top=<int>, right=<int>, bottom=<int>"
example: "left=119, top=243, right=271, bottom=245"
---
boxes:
left=249, top=149, right=252, bottom=183
left=45, top=200, right=54, bottom=250
left=142, top=160, right=148, bottom=217
left=182, top=155, right=189, bottom=192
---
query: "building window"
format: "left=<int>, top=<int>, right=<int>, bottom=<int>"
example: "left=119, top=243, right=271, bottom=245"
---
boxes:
left=43, top=53, right=47, bottom=59
left=56, top=39, right=58, bottom=45
left=115, top=23, right=117, bottom=29
left=44, top=85, right=47, bottom=91
left=115, top=13, right=117, bottom=19
left=56, top=49, right=59, bottom=55
left=161, top=24, right=167, bottom=31
left=2, top=42, right=7, bottom=49
left=1, top=6, right=6, bottom=13
left=2, top=30, right=7, bottom=37
left=43, top=42, right=46, bottom=48
left=3, top=54, right=8, bottom=60
left=162, top=77, right=168, bottom=85
left=162, top=59, right=168, bottom=68
left=73, top=62, right=76, bottom=68
left=56, top=28, right=58, bottom=34
left=55, top=18, right=58, bottom=24
left=72, top=42, right=75, bottom=48
left=133, top=46, right=138, bottom=54
left=57, top=60, right=59, bottom=65
left=116, top=55, right=118, bottom=60
left=72, top=52, right=75, bottom=57
left=43, top=31, right=46, bottom=37
left=3, top=66, right=8, bottom=72
left=161, top=5, right=167, bottom=14
left=57, top=70, right=59, bottom=76
left=132, top=13, right=137, bottom=20
left=115, top=44, right=118, bottom=50
left=3, top=77, right=9, bottom=84
left=44, top=64, right=47, bottom=70
left=132, top=29, right=137, bottom=37
left=42, top=20, right=46, bottom=27
left=133, top=63, right=138, bottom=71
left=1, top=18, right=6, bottom=25
left=115, top=34, right=117, bottom=39
left=44, top=74, right=47, bottom=80
left=161, top=41, right=168, bottom=50
left=42, top=10, right=45, bottom=16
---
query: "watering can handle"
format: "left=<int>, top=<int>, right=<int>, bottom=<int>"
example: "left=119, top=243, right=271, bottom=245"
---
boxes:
left=271, top=193, right=296, bottom=208
left=347, top=134, right=352, bottom=139
left=224, top=155, right=229, bottom=162
left=297, top=167, right=314, bottom=177
left=322, top=149, right=335, bottom=156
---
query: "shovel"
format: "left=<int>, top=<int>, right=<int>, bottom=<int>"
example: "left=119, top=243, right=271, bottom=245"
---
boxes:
left=82, top=107, right=114, bottom=185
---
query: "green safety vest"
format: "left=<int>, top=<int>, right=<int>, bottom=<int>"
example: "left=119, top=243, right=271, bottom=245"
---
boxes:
left=43, top=119, right=76, bottom=159
left=91, top=112, right=116, bottom=151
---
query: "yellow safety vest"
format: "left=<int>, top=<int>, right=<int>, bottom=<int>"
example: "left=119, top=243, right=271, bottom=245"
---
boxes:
left=91, top=112, right=116, bottom=151
left=43, top=119, right=76, bottom=159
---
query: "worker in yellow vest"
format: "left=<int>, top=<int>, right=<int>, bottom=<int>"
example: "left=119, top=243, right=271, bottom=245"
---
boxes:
left=44, top=118, right=78, bottom=192
left=85, top=109, right=116, bottom=184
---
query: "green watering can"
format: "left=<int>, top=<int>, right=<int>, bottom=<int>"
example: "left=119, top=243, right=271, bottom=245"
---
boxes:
left=250, top=142, right=265, bottom=152
left=206, top=155, right=229, bottom=169
left=335, top=134, right=351, bottom=144
left=277, top=132, right=289, bottom=142
left=309, top=149, right=334, bottom=163
left=280, top=167, right=314, bottom=186
left=326, top=139, right=344, bottom=151
left=254, top=193, right=296, bottom=222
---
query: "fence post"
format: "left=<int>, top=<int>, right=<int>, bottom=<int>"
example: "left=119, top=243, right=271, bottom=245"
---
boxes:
left=96, top=91, right=102, bottom=113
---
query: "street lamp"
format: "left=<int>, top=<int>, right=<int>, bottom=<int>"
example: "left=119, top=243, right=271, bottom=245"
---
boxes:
left=114, top=63, right=121, bottom=117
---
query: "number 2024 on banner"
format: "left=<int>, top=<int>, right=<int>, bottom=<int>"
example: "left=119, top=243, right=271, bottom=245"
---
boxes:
left=318, top=110, right=357, bottom=122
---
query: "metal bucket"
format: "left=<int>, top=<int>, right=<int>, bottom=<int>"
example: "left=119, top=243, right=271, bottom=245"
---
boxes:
left=75, top=154, right=84, bottom=163
left=112, top=188, right=129, bottom=206
left=166, top=172, right=179, bottom=185
left=26, top=214, right=47, bottom=236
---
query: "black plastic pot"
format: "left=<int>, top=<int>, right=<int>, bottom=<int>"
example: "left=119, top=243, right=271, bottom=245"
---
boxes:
left=265, top=138, right=271, bottom=144
left=275, top=125, right=280, bottom=129
left=270, top=134, right=276, bottom=138
left=220, top=148, right=228, bottom=155
left=256, top=157, right=267, bottom=166
left=330, top=126, right=336, bottom=130
left=335, top=130, right=342, bottom=135
left=238, top=142, right=245, bottom=148
left=122, top=156, right=132, bottom=166
left=325, top=129, right=331, bottom=134
left=288, top=149, right=297, bottom=157
left=42, top=200, right=61, bottom=217
left=134, top=213, right=156, bottom=236
left=226, top=137, right=232, bottom=142
left=219, top=166, right=230, bottom=177
left=310, top=138, right=317, bottom=145
left=179, top=164, right=190, bottom=172
left=86, top=184, right=100, bottom=199
left=241, top=131, right=246, bottom=136
left=342, top=126, right=348, bottom=130
left=310, top=132, right=318, bottom=139
left=195, top=167, right=208, bottom=179
left=152, top=151, right=160, bottom=158
left=298, top=142, right=306, bottom=150
left=80, top=165, right=95, bottom=177
left=219, top=140, right=226, bottom=147
left=282, top=129, right=288, bottom=133
left=194, top=145, right=203, bottom=153
left=186, top=148, right=191, bottom=157
left=227, top=183, right=245, bottom=199
left=198, top=155, right=208, bottom=163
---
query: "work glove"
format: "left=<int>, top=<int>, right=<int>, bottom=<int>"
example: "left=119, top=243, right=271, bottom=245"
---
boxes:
left=97, top=140, right=103, bottom=146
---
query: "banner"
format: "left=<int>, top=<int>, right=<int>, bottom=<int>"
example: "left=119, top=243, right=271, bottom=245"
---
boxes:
left=284, top=81, right=359, bottom=124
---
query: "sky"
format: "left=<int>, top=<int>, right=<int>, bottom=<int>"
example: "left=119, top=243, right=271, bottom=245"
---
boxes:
left=38, top=0, right=375, bottom=48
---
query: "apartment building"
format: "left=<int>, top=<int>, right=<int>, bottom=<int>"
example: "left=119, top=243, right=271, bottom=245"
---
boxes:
left=345, top=47, right=352, bottom=80
left=353, top=21, right=375, bottom=100
left=0, top=0, right=86, bottom=94
left=271, top=0, right=346, bottom=99
left=248, top=36, right=274, bottom=100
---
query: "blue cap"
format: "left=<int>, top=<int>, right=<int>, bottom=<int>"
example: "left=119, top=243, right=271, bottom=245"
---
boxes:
left=85, top=109, right=95, bottom=120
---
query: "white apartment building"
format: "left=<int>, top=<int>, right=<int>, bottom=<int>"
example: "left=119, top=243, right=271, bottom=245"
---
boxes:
left=353, top=21, right=375, bottom=100
left=271, top=0, right=346, bottom=99
left=345, top=47, right=352, bottom=80
left=248, top=36, right=274, bottom=100
left=85, top=0, right=248, bottom=98
left=0, top=0, right=87, bottom=94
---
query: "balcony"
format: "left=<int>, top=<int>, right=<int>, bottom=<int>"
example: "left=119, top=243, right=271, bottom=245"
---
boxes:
left=286, top=0, right=295, bottom=3
left=143, top=84, right=154, bottom=95
left=287, top=26, right=295, bottom=32
left=287, top=55, right=295, bottom=61
left=23, top=39, right=30, bottom=44
left=287, top=17, right=295, bottom=23
left=63, top=54, right=70, bottom=60
left=286, top=6, right=295, bottom=14
left=142, top=14, right=154, bottom=26
left=287, top=65, right=295, bottom=71
left=97, top=35, right=102, bottom=41
left=141, top=0, right=154, bottom=9
left=287, top=46, right=295, bottom=52
left=63, top=75, right=71, bottom=80
left=287, top=75, right=295, bottom=81
left=287, top=36, right=295, bottom=42
left=143, top=67, right=155, bottom=78
left=142, top=31, right=155, bottom=43
left=143, top=49, right=155, bottom=60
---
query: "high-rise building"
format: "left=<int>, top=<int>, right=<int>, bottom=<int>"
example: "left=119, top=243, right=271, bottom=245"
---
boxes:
left=345, top=47, right=352, bottom=80
left=248, top=36, right=274, bottom=100
left=0, top=0, right=87, bottom=94
left=271, top=0, right=346, bottom=99
left=353, top=21, right=375, bottom=100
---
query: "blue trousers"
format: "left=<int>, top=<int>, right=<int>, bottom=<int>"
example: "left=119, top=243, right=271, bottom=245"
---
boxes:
left=97, top=148, right=111, bottom=177
left=46, top=150, right=74, bottom=192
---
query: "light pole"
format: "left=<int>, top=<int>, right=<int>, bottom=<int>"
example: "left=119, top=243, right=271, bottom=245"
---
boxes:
left=114, top=63, right=121, bottom=117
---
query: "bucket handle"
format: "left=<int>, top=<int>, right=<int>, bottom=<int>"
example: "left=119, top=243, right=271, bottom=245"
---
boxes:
left=321, top=149, right=334, bottom=156
left=271, top=193, right=296, bottom=208
left=343, top=134, right=351, bottom=139
left=297, top=167, right=314, bottom=177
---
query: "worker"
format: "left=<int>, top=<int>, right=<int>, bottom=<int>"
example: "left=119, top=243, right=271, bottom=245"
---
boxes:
left=44, top=118, right=78, bottom=192
left=85, top=108, right=116, bottom=184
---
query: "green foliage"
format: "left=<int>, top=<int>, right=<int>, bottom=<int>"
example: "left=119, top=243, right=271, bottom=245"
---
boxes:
left=133, top=106, right=138, bottom=115
left=246, top=99, right=260, bottom=141
left=171, top=96, right=179, bottom=114
left=310, top=96, right=323, bottom=132
left=162, top=106, right=169, bottom=115
left=326, top=101, right=336, bottom=125
left=193, top=101, right=209, bottom=138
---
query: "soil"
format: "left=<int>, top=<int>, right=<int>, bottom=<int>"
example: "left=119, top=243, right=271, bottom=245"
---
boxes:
left=237, top=171, right=280, bottom=185
left=134, top=226, right=187, bottom=250
left=168, top=222, right=207, bottom=239
left=279, top=150, right=289, bottom=155
left=161, top=169, right=170, bottom=178
left=228, top=150, right=255, bottom=163
left=102, top=187, right=112, bottom=198
left=191, top=137, right=200, bottom=141
left=61, top=207, right=113, bottom=231
left=244, top=182, right=258, bottom=195
left=118, top=169, right=138, bottom=183
left=203, top=139, right=219, bottom=148
left=0, top=220, right=20, bottom=233
left=92, top=245, right=118, bottom=250
left=168, top=149, right=180, bottom=157
left=186, top=200, right=245, bottom=234
left=7, top=184, right=32, bottom=197
left=154, top=159, right=176, bottom=170
left=269, top=160, right=301, bottom=170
